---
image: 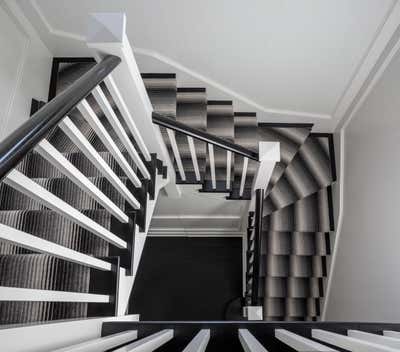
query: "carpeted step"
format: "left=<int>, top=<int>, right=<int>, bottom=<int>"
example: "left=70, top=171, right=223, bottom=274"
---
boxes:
left=16, top=150, right=134, bottom=179
left=264, top=134, right=335, bottom=214
left=263, top=187, right=334, bottom=233
left=141, top=73, right=177, bottom=165
left=203, top=101, right=234, bottom=191
left=263, top=297, right=320, bottom=321
left=260, top=231, right=330, bottom=256
left=0, top=209, right=111, bottom=256
left=229, top=112, right=258, bottom=199
left=258, top=124, right=312, bottom=195
left=175, top=88, right=207, bottom=182
left=0, top=254, right=90, bottom=324
left=0, top=176, right=128, bottom=212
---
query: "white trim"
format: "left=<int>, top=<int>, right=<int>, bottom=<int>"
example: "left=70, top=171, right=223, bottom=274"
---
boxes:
left=53, top=331, right=138, bottom=352
left=348, top=330, right=400, bottom=349
left=334, top=0, right=400, bottom=127
left=312, top=330, right=399, bottom=352
left=35, top=139, right=129, bottom=223
left=92, top=85, right=151, bottom=179
left=384, top=331, right=400, bottom=338
left=113, top=329, right=174, bottom=352
left=102, top=75, right=151, bottom=161
left=275, top=329, right=337, bottom=351
left=226, top=150, right=232, bottom=189
left=4, top=170, right=127, bottom=249
left=134, top=47, right=330, bottom=121
left=31, top=0, right=86, bottom=42
left=152, top=215, right=241, bottom=220
left=182, top=330, right=210, bottom=352
left=24, top=2, right=400, bottom=128
left=238, top=329, right=268, bottom=352
left=188, top=136, right=200, bottom=181
left=59, top=117, right=140, bottom=209
left=167, top=129, right=186, bottom=181
left=0, top=286, right=110, bottom=303
left=208, top=144, right=216, bottom=189
left=239, top=157, right=249, bottom=197
left=0, top=223, right=112, bottom=271
left=0, top=315, right=140, bottom=352
left=77, top=99, right=142, bottom=187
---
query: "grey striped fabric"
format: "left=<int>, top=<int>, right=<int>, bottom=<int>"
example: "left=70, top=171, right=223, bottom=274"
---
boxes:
left=0, top=62, right=136, bottom=324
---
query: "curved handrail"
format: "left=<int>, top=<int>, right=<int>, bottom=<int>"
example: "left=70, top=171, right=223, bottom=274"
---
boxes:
left=0, top=55, right=121, bottom=181
left=152, top=112, right=259, bottom=161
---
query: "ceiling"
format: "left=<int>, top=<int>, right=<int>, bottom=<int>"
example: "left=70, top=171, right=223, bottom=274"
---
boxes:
left=16, top=0, right=400, bottom=131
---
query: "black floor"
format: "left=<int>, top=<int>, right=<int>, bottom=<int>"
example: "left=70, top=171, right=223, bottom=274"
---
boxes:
left=129, top=237, right=242, bottom=320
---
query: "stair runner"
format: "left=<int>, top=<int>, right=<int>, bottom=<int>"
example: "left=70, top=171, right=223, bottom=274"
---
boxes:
left=142, top=74, right=259, bottom=199
left=0, top=62, right=162, bottom=324
left=142, top=74, right=336, bottom=321
left=259, top=127, right=335, bottom=321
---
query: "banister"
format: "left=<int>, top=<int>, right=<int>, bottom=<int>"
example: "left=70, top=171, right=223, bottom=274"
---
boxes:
left=0, top=55, right=121, bottom=181
left=152, top=112, right=259, bottom=161
left=251, top=188, right=264, bottom=306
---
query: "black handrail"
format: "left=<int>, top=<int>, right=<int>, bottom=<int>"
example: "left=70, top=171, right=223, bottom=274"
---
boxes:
left=152, top=112, right=259, bottom=161
left=251, top=188, right=264, bottom=305
left=0, top=55, right=121, bottom=181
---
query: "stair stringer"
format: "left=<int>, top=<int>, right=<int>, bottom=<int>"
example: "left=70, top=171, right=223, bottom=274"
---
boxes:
left=117, top=173, right=169, bottom=315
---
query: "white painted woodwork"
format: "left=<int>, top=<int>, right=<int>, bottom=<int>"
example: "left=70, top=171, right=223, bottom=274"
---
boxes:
left=348, top=330, right=400, bottom=349
left=275, top=329, right=337, bottom=351
left=0, top=314, right=139, bottom=352
left=182, top=330, right=210, bottom=352
left=312, top=329, right=399, bottom=352
left=77, top=99, right=141, bottom=187
left=0, top=286, right=110, bottom=303
left=187, top=136, right=200, bottom=181
left=35, top=139, right=129, bottom=223
left=4, top=170, right=127, bottom=248
left=226, top=150, right=232, bottom=189
left=239, top=157, right=249, bottom=197
left=252, top=142, right=280, bottom=193
left=208, top=144, right=216, bottom=189
left=92, top=85, right=151, bottom=179
left=0, top=223, right=112, bottom=271
left=244, top=306, right=263, bottom=321
left=167, top=129, right=186, bottom=181
left=238, top=329, right=268, bottom=352
left=384, top=331, right=400, bottom=338
left=113, top=329, right=174, bottom=352
left=53, top=330, right=138, bottom=352
left=59, top=116, right=140, bottom=209
left=102, top=75, right=151, bottom=162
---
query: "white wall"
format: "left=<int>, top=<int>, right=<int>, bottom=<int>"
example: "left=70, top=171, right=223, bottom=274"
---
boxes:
left=0, top=1, right=52, bottom=140
left=324, top=46, right=400, bottom=322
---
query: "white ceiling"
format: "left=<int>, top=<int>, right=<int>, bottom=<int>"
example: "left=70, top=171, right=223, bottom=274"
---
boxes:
left=16, top=0, right=400, bottom=131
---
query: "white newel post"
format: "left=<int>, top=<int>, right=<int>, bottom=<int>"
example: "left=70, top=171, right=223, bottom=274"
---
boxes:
left=244, top=141, right=280, bottom=320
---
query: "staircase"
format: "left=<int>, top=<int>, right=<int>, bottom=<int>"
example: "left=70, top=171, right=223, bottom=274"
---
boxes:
left=140, top=73, right=336, bottom=321
left=0, top=56, right=167, bottom=324
left=142, top=74, right=259, bottom=200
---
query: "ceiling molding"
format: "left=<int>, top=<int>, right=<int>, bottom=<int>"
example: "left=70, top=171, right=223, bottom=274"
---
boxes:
left=134, top=46, right=332, bottom=121
left=152, top=215, right=241, bottom=220
left=334, top=0, right=400, bottom=129
left=27, top=0, right=400, bottom=130
left=148, top=228, right=244, bottom=237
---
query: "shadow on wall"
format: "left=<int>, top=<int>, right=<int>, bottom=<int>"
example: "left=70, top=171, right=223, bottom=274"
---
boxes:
left=129, top=237, right=243, bottom=320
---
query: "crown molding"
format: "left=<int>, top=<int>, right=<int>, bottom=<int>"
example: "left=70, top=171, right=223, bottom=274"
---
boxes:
left=27, top=0, right=400, bottom=130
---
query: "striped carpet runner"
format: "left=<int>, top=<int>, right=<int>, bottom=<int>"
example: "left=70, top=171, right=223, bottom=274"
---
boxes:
left=0, top=62, right=137, bottom=324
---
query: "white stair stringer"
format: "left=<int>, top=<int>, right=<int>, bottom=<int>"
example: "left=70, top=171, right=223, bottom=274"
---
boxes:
left=117, top=173, right=170, bottom=315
